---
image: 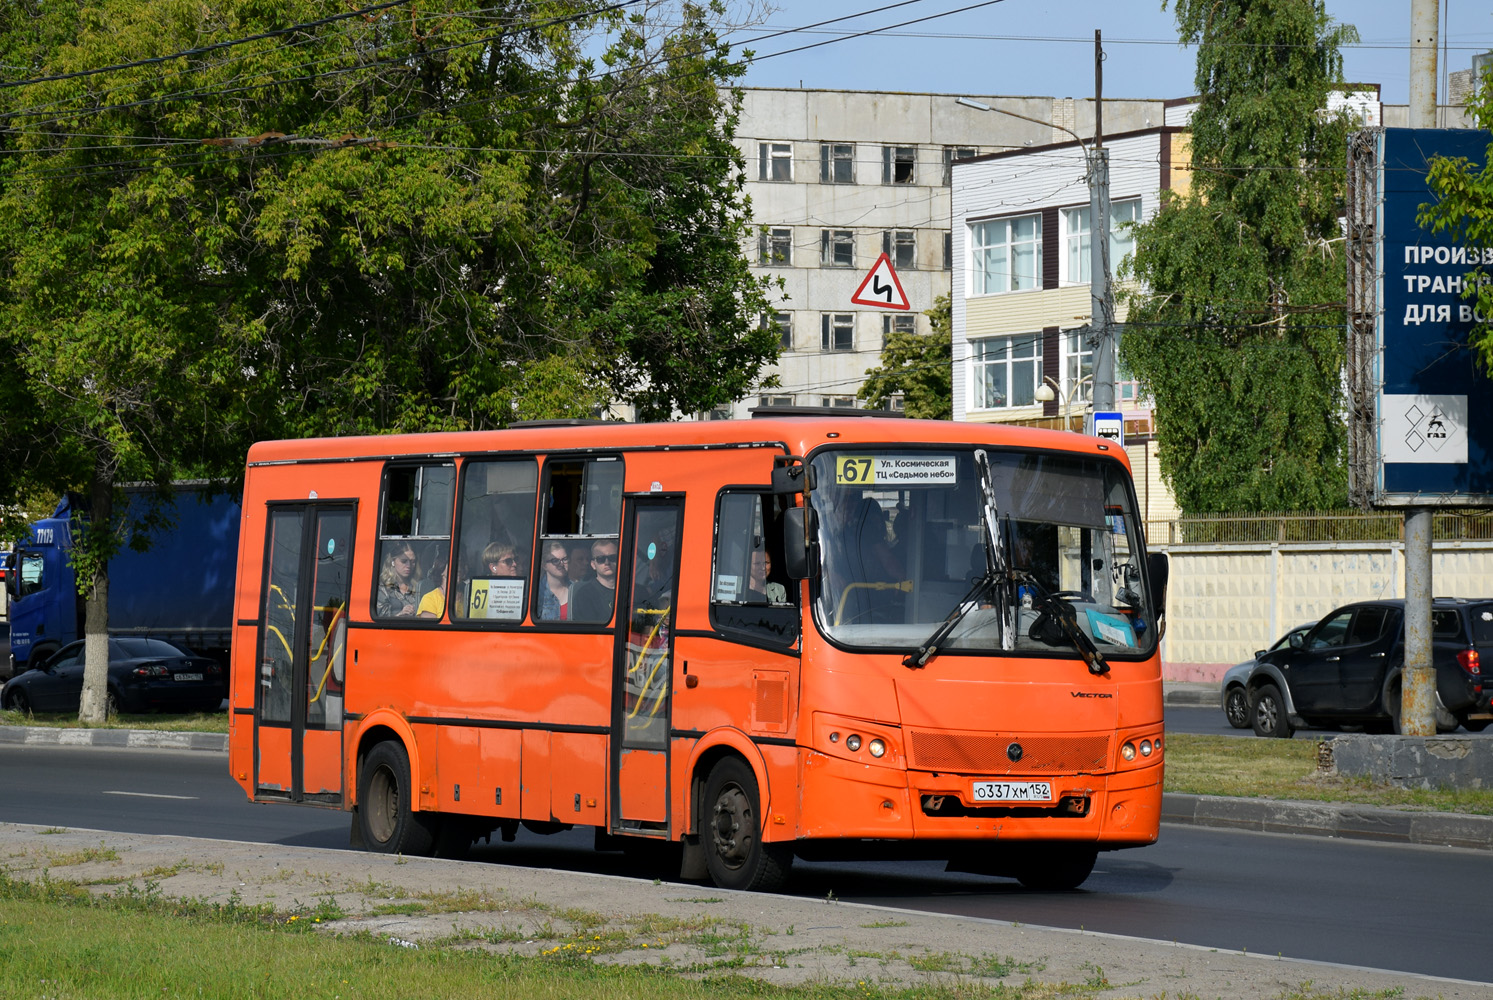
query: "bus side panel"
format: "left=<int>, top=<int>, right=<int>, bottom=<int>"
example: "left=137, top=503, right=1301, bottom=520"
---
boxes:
left=412, top=723, right=439, bottom=812
left=256, top=726, right=293, bottom=794
left=551, top=732, right=607, bottom=827
left=482, top=728, right=522, bottom=818
left=521, top=729, right=551, bottom=821
left=437, top=725, right=483, bottom=814
left=759, top=743, right=802, bottom=843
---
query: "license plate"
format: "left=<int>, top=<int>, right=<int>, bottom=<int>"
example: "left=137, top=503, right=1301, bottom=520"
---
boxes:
left=970, top=780, right=1052, bottom=803
left=173, top=673, right=203, bottom=682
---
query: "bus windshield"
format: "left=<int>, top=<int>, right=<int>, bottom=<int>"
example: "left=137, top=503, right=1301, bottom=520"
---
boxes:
left=808, top=447, right=1157, bottom=659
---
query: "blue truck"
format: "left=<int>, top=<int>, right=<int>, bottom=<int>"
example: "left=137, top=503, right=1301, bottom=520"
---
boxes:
left=4, top=485, right=240, bottom=680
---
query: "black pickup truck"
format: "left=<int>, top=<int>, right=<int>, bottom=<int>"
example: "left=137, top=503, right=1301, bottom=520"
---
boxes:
left=1244, top=598, right=1492, bottom=737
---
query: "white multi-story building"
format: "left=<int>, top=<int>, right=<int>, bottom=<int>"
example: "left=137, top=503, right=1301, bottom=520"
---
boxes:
left=726, top=88, right=1164, bottom=416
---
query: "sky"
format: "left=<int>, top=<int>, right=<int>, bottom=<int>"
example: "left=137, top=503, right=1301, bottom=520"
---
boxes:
left=728, top=1, right=1493, bottom=106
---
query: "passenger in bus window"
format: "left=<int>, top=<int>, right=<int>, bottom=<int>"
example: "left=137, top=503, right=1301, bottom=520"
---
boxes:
left=417, top=550, right=448, bottom=619
left=376, top=543, right=420, bottom=617
left=537, top=541, right=572, bottom=621
left=482, top=542, right=521, bottom=578
left=570, top=539, right=618, bottom=622
left=568, top=541, right=594, bottom=586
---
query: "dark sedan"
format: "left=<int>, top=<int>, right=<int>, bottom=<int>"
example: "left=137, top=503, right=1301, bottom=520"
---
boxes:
left=0, top=638, right=225, bottom=715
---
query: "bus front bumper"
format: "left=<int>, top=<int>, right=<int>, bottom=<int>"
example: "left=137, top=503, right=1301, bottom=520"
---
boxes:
left=795, top=750, right=1161, bottom=848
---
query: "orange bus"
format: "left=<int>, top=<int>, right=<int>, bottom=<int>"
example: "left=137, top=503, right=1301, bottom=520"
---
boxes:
left=228, top=414, right=1168, bottom=891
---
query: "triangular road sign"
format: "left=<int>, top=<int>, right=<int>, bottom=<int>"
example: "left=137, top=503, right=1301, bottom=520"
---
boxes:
left=850, top=252, right=911, bottom=310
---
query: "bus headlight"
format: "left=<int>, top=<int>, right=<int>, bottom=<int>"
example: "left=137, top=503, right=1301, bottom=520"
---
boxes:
left=1121, top=741, right=1136, bottom=761
left=846, top=734, right=862, bottom=752
left=868, top=738, right=886, bottom=758
left=1140, top=739, right=1153, bottom=757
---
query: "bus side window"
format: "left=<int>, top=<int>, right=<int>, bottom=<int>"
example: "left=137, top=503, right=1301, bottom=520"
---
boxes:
left=373, top=463, right=455, bottom=621
left=454, top=459, right=538, bottom=622
left=538, top=456, right=624, bottom=625
left=710, top=491, right=798, bottom=645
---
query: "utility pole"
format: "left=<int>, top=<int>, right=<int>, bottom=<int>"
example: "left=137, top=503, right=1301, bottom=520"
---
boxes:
left=1089, top=29, right=1116, bottom=413
left=1402, top=0, right=1439, bottom=737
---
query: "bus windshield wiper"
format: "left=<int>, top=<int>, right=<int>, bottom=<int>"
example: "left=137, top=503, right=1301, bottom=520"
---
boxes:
left=904, top=449, right=1011, bottom=670
left=903, top=572, right=995, bottom=669
left=1021, top=574, right=1109, bottom=675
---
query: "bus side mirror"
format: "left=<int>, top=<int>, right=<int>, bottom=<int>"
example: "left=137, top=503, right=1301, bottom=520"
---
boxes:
left=1146, top=552, right=1168, bottom=618
left=781, top=506, right=816, bottom=581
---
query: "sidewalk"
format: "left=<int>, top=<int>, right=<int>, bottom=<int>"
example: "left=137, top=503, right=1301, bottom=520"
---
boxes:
left=4, top=822, right=1485, bottom=997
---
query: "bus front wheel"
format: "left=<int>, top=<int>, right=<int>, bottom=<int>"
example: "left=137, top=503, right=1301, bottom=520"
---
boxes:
left=701, top=757, right=791, bottom=892
left=357, top=741, right=437, bottom=857
left=1013, top=846, right=1097, bottom=891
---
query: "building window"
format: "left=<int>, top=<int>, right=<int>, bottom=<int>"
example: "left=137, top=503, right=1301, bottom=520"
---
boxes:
left=970, top=214, right=1040, bottom=295
left=883, top=145, right=916, bottom=184
left=820, top=229, right=854, bottom=267
left=943, top=231, right=952, bottom=271
left=758, top=228, right=791, bottom=266
left=820, top=395, right=857, bottom=408
left=943, top=146, right=977, bottom=185
left=821, top=313, right=854, bottom=352
left=883, top=229, right=916, bottom=269
left=1062, top=330, right=1094, bottom=406
left=757, top=142, right=792, bottom=182
left=970, top=334, right=1041, bottom=409
left=881, top=312, right=916, bottom=349
left=1060, top=198, right=1141, bottom=284
left=708, top=407, right=733, bottom=420
left=759, top=394, right=795, bottom=408
left=820, top=142, right=855, bottom=184
left=764, top=311, right=792, bottom=350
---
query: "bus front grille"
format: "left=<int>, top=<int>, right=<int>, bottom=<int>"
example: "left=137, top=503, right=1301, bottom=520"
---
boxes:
left=907, top=730, right=1111, bottom=774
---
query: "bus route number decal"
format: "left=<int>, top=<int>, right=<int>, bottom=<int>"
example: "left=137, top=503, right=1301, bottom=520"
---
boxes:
left=835, top=455, right=957, bottom=486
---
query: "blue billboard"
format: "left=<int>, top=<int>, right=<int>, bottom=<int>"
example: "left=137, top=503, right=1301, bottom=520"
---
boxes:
left=1375, top=127, right=1493, bottom=506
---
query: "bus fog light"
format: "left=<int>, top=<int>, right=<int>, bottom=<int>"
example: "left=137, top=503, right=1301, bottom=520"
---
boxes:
left=829, top=732, right=839, bottom=743
left=1121, top=741, right=1136, bottom=761
left=868, top=738, right=886, bottom=758
left=846, top=734, right=862, bottom=752
left=1140, top=740, right=1153, bottom=757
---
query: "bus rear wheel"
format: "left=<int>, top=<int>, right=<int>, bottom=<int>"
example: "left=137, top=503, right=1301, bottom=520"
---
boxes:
left=357, top=741, right=437, bottom=857
left=701, top=757, right=791, bottom=892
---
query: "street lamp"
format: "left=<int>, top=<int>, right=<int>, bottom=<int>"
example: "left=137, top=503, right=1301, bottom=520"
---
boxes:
left=1034, top=374, right=1092, bottom=431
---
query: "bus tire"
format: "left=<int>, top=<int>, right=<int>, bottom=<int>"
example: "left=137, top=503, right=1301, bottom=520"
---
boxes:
left=357, top=741, right=437, bottom=857
left=1014, top=846, right=1097, bottom=891
left=701, top=757, right=791, bottom=892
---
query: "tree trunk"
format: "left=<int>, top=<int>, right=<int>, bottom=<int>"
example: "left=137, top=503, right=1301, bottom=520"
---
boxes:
left=77, top=472, right=113, bottom=724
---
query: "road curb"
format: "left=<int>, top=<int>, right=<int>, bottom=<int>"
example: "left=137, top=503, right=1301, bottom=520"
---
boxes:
left=1162, top=686, right=1219, bottom=708
left=0, top=725, right=227, bottom=752
left=1163, top=792, right=1493, bottom=851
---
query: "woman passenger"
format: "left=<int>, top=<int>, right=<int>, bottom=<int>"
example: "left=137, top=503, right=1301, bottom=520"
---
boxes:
left=376, top=543, right=420, bottom=617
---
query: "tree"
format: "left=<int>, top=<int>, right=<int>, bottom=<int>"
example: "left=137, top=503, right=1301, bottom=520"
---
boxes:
left=1419, top=64, right=1493, bottom=369
left=0, top=0, right=778, bottom=720
left=1119, top=0, right=1359, bottom=514
left=857, top=295, right=952, bottom=419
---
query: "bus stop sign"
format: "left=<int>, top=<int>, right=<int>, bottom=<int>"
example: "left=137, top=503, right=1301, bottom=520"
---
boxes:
left=1090, top=411, right=1123, bottom=446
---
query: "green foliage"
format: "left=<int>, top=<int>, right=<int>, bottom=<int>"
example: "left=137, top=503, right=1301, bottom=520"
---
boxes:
left=0, top=0, right=776, bottom=559
left=856, top=295, right=951, bottom=419
left=1419, top=64, right=1493, bottom=370
left=1120, top=0, right=1358, bottom=513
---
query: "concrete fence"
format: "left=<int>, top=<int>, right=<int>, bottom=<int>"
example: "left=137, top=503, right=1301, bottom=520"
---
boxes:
left=1150, top=539, right=1493, bottom=682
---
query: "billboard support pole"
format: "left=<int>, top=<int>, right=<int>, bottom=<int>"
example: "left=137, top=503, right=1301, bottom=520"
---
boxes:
left=1401, top=0, right=1440, bottom=737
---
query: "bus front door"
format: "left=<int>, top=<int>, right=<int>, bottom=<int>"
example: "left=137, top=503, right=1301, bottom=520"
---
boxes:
left=610, top=497, right=683, bottom=835
left=255, top=505, right=354, bottom=805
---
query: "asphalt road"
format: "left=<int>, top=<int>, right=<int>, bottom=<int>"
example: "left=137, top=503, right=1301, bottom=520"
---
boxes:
left=2, top=742, right=1489, bottom=983
left=1165, top=701, right=1493, bottom=739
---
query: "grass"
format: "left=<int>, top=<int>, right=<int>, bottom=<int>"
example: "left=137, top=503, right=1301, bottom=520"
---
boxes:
left=1164, top=733, right=1493, bottom=815
left=0, top=871, right=1113, bottom=1000
left=0, top=706, right=229, bottom=732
